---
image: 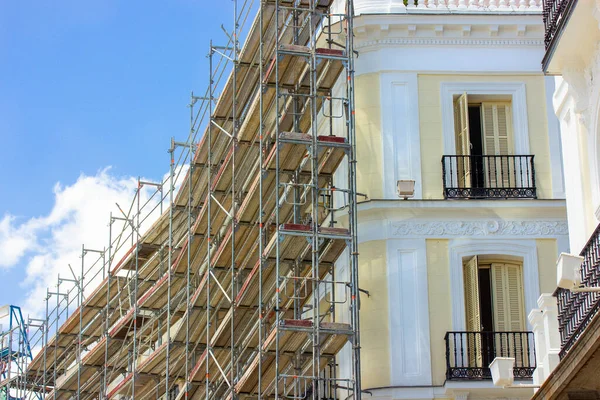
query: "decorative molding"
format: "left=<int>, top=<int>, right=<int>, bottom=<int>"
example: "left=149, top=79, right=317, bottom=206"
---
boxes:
left=441, top=82, right=530, bottom=155
left=489, top=24, right=499, bottom=36
left=355, top=37, right=543, bottom=50
left=562, top=66, right=590, bottom=116
left=353, top=0, right=542, bottom=14
left=390, top=220, right=569, bottom=237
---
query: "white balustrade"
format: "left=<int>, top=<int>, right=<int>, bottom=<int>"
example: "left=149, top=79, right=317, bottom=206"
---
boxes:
left=528, top=293, right=562, bottom=389
left=353, top=0, right=541, bottom=12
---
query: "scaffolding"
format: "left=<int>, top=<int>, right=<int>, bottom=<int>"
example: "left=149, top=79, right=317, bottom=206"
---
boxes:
left=4, top=0, right=361, bottom=398
left=0, top=305, right=39, bottom=400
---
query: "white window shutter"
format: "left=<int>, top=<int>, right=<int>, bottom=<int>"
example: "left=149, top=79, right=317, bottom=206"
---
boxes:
left=481, top=102, right=512, bottom=156
left=463, top=256, right=482, bottom=367
left=491, top=263, right=527, bottom=366
left=482, top=102, right=513, bottom=188
left=491, top=263, right=525, bottom=331
left=454, top=93, right=471, bottom=188
left=455, top=93, right=471, bottom=157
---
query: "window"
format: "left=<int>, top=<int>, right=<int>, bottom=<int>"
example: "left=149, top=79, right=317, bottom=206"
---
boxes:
left=463, top=256, right=526, bottom=367
left=453, top=93, right=514, bottom=189
left=464, top=255, right=525, bottom=331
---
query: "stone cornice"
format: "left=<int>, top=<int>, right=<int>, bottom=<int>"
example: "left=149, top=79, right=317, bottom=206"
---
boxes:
left=355, top=37, right=543, bottom=49
left=351, top=12, right=545, bottom=50
left=390, top=220, right=569, bottom=237
left=351, top=1, right=542, bottom=15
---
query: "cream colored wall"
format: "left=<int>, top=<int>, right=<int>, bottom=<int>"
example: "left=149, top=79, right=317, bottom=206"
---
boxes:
left=355, top=73, right=383, bottom=199
left=536, top=239, right=558, bottom=294
left=418, top=74, right=554, bottom=200
left=576, top=121, right=597, bottom=247
left=426, top=239, right=451, bottom=386
left=358, top=239, right=391, bottom=388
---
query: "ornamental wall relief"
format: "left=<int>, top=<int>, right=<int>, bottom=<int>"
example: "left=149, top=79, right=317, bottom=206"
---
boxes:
left=389, top=220, right=568, bottom=237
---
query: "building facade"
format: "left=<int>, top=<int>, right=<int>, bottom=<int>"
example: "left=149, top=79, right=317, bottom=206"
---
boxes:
left=529, top=0, right=600, bottom=398
left=330, top=1, right=569, bottom=399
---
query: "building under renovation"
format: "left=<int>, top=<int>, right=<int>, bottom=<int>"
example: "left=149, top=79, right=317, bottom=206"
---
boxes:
left=3, top=0, right=572, bottom=399
left=1, top=0, right=362, bottom=399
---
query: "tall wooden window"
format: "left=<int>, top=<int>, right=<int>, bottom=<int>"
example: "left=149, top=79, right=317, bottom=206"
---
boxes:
left=453, top=94, right=514, bottom=189
left=463, top=256, right=526, bottom=367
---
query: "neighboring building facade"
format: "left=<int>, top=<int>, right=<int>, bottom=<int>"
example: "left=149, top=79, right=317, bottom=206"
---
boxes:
left=329, top=1, right=569, bottom=399
left=529, top=0, right=600, bottom=398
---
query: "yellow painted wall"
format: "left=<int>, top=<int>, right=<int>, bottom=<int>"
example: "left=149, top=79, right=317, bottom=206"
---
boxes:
left=418, top=74, right=554, bottom=200
left=355, top=73, right=383, bottom=199
left=426, top=239, right=451, bottom=385
left=358, top=239, right=390, bottom=388
left=536, top=239, right=558, bottom=294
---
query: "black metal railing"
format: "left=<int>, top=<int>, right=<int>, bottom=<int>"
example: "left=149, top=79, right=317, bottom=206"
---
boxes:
left=542, top=0, right=575, bottom=50
left=556, top=223, right=600, bottom=358
left=445, top=331, right=536, bottom=380
left=442, top=155, right=536, bottom=199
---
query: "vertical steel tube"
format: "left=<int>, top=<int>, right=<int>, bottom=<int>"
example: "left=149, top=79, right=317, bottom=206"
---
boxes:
left=309, top=2, right=321, bottom=398
left=274, top=3, right=281, bottom=398
left=77, top=245, right=84, bottom=400
left=228, top=1, right=238, bottom=395
left=132, top=183, right=140, bottom=400
left=257, top=2, right=264, bottom=397
left=43, top=291, right=49, bottom=398
left=185, top=98, right=194, bottom=400
left=167, top=142, right=175, bottom=398
left=206, top=41, right=214, bottom=400
left=104, top=215, right=113, bottom=398
left=346, top=1, right=362, bottom=397
left=53, top=281, right=59, bottom=400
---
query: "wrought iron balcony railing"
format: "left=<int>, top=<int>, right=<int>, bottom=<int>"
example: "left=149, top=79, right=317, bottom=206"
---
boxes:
left=542, top=0, right=575, bottom=50
left=442, top=155, right=536, bottom=199
left=445, top=331, right=536, bottom=380
left=556, top=223, right=600, bottom=358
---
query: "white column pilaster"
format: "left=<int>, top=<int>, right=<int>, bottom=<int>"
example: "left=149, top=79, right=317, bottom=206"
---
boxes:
left=539, top=293, right=561, bottom=374
left=528, top=308, right=545, bottom=386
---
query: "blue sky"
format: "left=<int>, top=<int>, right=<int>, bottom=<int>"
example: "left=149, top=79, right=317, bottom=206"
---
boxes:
left=0, top=1, right=241, bottom=315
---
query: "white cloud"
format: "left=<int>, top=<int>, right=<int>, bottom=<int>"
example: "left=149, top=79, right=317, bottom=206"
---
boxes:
left=0, top=215, right=33, bottom=268
left=0, top=167, right=183, bottom=319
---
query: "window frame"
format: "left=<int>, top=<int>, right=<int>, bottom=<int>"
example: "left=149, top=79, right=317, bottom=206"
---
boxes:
left=449, top=239, right=540, bottom=332
left=463, top=258, right=527, bottom=333
left=441, top=82, right=530, bottom=156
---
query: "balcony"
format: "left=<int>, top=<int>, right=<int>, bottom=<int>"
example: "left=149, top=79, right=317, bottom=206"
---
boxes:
left=542, top=0, right=600, bottom=73
left=542, top=0, right=574, bottom=50
left=556, top=223, right=600, bottom=357
left=445, top=331, right=536, bottom=380
left=442, top=155, right=536, bottom=200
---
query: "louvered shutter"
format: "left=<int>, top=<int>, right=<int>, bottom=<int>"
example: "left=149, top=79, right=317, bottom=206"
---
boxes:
left=454, top=93, right=471, bottom=188
left=481, top=103, right=513, bottom=188
left=491, top=263, right=527, bottom=366
left=463, top=256, right=482, bottom=367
